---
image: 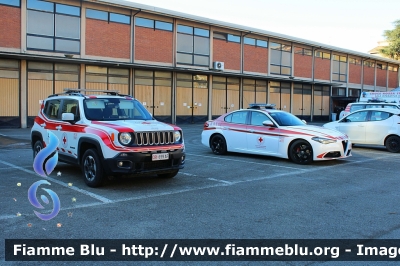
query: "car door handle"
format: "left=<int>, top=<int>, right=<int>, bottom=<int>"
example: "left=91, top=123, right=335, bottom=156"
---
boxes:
left=40, top=123, right=46, bottom=127
left=249, top=129, right=254, bottom=133
left=222, top=127, right=228, bottom=130
left=56, top=125, right=62, bottom=131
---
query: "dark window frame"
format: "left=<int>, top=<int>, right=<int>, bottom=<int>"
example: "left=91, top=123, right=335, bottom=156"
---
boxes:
left=294, top=47, right=312, bottom=56
left=332, top=54, right=347, bottom=82
left=244, top=37, right=268, bottom=48
left=315, top=51, right=331, bottom=60
left=270, top=42, right=292, bottom=76
left=0, top=0, right=20, bottom=7
left=177, top=25, right=210, bottom=67
left=227, top=34, right=240, bottom=43
left=136, top=17, right=173, bottom=32
left=27, top=0, right=81, bottom=54
left=86, top=8, right=130, bottom=25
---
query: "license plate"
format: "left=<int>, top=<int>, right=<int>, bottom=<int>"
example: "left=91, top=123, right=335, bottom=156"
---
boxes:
left=152, top=153, right=169, bottom=161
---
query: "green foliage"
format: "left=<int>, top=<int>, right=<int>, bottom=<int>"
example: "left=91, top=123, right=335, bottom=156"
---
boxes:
left=380, top=20, right=400, bottom=60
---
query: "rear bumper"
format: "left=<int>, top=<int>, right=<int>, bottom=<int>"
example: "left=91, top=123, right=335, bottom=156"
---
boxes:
left=103, top=149, right=185, bottom=175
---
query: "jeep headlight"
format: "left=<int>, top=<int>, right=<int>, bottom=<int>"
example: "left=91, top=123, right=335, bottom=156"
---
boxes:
left=174, top=131, right=181, bottom=143
left=312, top=137, right=337, bottom=144
left=119, top=132, right=132, bottom=145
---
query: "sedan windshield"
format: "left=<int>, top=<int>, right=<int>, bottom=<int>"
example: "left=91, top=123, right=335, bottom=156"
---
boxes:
left=269, top=112, right=305, bottom=126
left=83, top=98, right=153, bottom=121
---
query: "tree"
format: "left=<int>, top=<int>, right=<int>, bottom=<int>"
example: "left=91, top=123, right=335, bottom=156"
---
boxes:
left=380, top=20, right=400, bottom=60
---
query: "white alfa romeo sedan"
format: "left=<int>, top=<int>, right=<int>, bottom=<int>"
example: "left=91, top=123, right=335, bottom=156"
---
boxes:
left=324, top=108, right=400, bottom=153
left=201, top=109, right=352, bottom=164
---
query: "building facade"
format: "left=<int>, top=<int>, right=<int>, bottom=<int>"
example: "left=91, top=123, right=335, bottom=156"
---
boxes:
left=1, top=0, right=399, bottom=127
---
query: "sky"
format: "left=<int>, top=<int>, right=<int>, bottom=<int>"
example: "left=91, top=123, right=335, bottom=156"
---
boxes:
left=125, top=0, right=400, bottom=54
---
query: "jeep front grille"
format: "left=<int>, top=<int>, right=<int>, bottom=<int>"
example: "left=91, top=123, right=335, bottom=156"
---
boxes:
left=134, top=131, right=175, bottom=146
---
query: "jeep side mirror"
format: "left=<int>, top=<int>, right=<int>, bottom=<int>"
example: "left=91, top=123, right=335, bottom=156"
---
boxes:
left=62, top=112, right=75, bottom=122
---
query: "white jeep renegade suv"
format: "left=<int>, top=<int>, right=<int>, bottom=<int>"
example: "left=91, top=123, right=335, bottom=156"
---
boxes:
left=31, top=89, right=185, bottom=187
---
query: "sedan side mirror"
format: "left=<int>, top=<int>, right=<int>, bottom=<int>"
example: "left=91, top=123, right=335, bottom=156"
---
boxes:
left=262, top=120, right=275, bottom=127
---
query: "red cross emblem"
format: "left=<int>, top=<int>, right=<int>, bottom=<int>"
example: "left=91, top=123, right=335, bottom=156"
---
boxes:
left=258, top=137, right=264, bottom=143
left=62, top=133, right=67, bottom=147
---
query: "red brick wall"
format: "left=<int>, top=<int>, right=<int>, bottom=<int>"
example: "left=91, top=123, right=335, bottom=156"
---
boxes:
left=134, top=27, right=173, bottom=63
left=0, top=5, right=21, bottom=48
left=293, top=54, right=312, bottom=78
left=363, top=66, right=375, bottom=85
left=243, top=45, right=267, bottom=73
left=348, top=64, right=362, bottom=84
left=213, top=39, right=241, bottom=70
left=86, top=19, right=130, bottom=59
left=314, top=57, right=330, bottom=80
left=389, top=71, right=398, bottom=88
left=376, top=68, right=387, bottom=87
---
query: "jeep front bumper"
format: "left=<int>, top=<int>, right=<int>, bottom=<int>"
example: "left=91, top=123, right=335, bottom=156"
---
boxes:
left=103, top=149, right=185, bottom=175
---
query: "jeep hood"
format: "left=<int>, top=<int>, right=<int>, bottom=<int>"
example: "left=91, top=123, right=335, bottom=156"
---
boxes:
left=91, top=120, right=178, bottom=132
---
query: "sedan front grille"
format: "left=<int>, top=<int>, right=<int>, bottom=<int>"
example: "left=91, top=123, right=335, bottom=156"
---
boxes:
left=134, top=131, right=175, bottom=146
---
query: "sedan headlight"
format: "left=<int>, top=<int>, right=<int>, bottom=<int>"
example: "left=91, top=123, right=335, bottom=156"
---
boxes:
left=174, top=130, right=181, bottom=143
left=312, top=137, right=337, bottom=144
left=119, top=132, right=132, bottom=145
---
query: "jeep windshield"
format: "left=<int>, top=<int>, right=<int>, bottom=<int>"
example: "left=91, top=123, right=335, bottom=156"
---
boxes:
left=83, top=98, right=153, bottom=121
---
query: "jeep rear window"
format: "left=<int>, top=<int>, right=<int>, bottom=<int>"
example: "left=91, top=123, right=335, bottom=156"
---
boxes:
left=83, top=98, right=153, bottom=121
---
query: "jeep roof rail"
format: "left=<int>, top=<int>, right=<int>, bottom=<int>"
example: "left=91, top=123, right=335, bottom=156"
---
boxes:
left=63, top=88, right=134, bottom=97
left=48, top=89, right=133, bottom=98
left=63, top=88, right=119, bottom=94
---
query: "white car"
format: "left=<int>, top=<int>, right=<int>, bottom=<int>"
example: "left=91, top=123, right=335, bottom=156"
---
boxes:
left=338, top=102, right=400, bottom=120
left=201, top=109, right=352, bottom=164
left=324, top=108, right=400, bottom=153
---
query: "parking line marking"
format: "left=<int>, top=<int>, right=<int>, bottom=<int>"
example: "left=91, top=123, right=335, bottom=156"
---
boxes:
left=207, top=178, right=233, bottom=184
left=1, top=152, right=396, bottom=221
left=0, top=159, right=112, bottom=203
left=186, top=153, right=307, bottom=171
left=180, top=172, right=197, bottom=177
left=0, top=166, right=32, bottom=170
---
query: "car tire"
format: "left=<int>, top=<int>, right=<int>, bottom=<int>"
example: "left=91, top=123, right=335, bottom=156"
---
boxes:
left=210, top=134, right=227, bottom=155
left=289, top=140, right=313, bottom=164
left=81, top=149, right=105, bottom=187
left=157, top=170, right=179, bottom=178
left=33, top=140, right=43, bottom=159
left=385, top=136, right=400, bottom=153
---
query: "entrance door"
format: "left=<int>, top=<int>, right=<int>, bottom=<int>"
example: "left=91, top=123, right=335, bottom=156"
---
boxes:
left=211, top=76, right=239, bottom=119
left=293, top=84, right=311, bottom=121
left=176, top=73, right=208, bottom=123
left=269, top=81, right=290, bottom=111
left=243, top=79, right=268, bottom=109
left=313, top=85, right=330, bottom=121
left=134, top=70, right=172, bottom=123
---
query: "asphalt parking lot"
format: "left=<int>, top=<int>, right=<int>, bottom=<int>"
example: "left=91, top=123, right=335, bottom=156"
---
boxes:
left=1, top=124, right=400, bottom=265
